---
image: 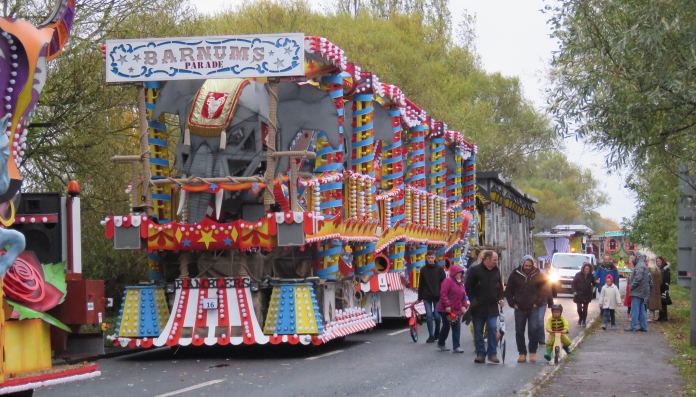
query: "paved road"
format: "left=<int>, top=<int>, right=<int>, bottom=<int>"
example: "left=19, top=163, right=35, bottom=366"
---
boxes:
left=37, top=293, right=601, bottom=397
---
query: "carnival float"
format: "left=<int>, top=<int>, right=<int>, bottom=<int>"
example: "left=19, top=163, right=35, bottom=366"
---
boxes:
left=103, top=32, right=477, bottom=348
left=0, top=0, right=104, bottom=395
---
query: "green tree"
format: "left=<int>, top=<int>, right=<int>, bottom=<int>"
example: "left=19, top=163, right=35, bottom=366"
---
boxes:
left=547, top=0, right=696, bottom=172
left=546, top=0, right=691, bottom=256
left=518, top=152, right=608, bottom=214
left=622, top=165, right=678, bottom=264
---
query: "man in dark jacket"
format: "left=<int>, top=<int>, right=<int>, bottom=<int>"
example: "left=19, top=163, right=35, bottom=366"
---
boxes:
left=505, top=254, right=545, bottom=363
left=594, top=255, right=619, bottom=293
left=656, top=258, right=671, bottom=322
left=418, top=250, right=446, bottom=343
left=465, top=250, right=505, bottom=364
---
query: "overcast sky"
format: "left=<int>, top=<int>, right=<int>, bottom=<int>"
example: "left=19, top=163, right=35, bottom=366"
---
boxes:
left=188, top=0, right=636, bottom=223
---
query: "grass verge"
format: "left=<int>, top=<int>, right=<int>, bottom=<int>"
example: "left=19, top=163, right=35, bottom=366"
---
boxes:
left=658, top=284, right=696, bottom=396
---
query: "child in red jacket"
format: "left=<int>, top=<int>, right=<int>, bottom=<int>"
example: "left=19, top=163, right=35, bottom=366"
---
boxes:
left=624, top=281, right=632, bottom=321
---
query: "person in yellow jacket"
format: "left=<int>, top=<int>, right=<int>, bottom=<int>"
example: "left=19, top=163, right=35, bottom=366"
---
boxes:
left=544, top=304, right=572, bottom=361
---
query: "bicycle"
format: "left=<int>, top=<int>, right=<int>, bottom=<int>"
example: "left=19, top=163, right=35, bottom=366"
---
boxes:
left=406, top=302, right=422, bottom=342
left=548, top=330, right=566, bottom=364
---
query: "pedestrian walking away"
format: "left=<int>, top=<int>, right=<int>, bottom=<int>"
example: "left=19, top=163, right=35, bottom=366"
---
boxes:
left=571, top=263, right=595, bottom=327
left=417, top=250, right=446, bottom=343
left=598, top=274, right=621, bottom=330
left=627, top=254, right=652, bottom=332
left=536, top=260, right=555, bottom=346
left=656, top=256, right=671, bottom=322
left=465, top=250, right=505, bottom=364
left=436, top=265, right=468, bottom=352
left=647, top=260, right=662, bottom=322
left=505, top=254, right=545, bottom=363
left=544, top=304, right=572, bottom=361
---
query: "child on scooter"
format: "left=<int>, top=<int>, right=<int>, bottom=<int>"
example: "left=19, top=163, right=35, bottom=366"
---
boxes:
left=544, top=304, right=572, bottom=361
left=599, top=274, right=622, bottom=330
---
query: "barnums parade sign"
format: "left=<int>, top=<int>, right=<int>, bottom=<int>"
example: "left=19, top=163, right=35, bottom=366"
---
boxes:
left=105, top=33, right=305, bottom=83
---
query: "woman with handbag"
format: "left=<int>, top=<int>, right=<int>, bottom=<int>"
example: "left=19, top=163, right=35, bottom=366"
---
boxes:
left=656, top=257, right=671, bottom=322
left=647, top=262, right=663, bottom=322
left=572, top=263, right=596, bottom=327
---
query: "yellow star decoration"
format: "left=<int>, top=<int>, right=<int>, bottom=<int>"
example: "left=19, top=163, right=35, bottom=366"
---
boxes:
left=197, top=230, right=217, bottom=249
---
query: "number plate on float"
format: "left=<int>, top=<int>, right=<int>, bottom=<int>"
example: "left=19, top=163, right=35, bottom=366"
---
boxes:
left=203, top=298, right=218, bottom=309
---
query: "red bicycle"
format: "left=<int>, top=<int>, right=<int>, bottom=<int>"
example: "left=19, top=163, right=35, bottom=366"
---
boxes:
left=406, top=302, right=422, bottom=342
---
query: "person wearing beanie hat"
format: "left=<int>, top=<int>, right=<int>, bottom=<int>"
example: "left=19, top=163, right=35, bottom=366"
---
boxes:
left=594, top=255, right=620, bottom=294
left=598, top=274, right=622, bottom=330
left=505, top=254, right=545, bottom=363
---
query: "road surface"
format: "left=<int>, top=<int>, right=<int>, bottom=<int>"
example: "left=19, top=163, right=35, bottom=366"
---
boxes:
left=37, top=292, right=602, bottom=397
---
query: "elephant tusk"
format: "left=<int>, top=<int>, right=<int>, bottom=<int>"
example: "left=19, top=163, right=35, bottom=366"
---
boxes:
left=214, top=189, right=224, bottom=220
left=177, top=179, right=187, bottom=216
left=220, top=131, right=227, bottom=151
left=184, top=128, right=191, bottom=146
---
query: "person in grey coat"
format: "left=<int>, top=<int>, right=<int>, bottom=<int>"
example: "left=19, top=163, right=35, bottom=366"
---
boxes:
left=626, top=254, right=653, bottom=332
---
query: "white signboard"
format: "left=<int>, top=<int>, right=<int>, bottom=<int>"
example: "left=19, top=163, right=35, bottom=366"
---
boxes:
left=105, top=33, right=305, bottom=83
left=202, top=298, right=218, bottom=310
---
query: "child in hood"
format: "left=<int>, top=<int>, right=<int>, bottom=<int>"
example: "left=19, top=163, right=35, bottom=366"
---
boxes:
left=599, top=275, right=622, bottom=330
left=436, top=265, right=468, bottom=353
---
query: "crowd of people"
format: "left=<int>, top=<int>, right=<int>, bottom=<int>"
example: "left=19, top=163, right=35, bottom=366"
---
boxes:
left=415, top=249, right=673, bottom=363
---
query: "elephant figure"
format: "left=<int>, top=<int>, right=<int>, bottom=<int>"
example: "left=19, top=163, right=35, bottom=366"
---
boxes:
left=152, top=79, right=342, bottom=224
left=0, top=0, right=75, bottom=275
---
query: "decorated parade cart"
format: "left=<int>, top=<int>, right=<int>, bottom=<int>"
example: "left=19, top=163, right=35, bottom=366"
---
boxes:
left=102, top=32, right=477, bottom=348
left=0, top=0, right=104, bottom=395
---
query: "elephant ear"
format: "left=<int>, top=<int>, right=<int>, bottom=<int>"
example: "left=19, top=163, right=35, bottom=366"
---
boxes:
left=152, top=80, right=205, bottom=120
left=277, top=82, right=341, bottom=149
left=444, top=145, right=458, bottom=173
left=372, top=102, right=395, bottom=145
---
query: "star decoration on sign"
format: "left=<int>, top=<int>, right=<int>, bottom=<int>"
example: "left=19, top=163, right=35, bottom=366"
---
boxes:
left=128, top=67, right=134, bottom=73
left=274, top=58, right=285, bottom=69
left=118, top=54, right=127, bottom=65
left=197, top=230, right=217, bottom=249
left=133, top=54, right=141, bottom=63
left=268, top=50, right=275, bottom=56
left=284, top=46, right=293, bottom=55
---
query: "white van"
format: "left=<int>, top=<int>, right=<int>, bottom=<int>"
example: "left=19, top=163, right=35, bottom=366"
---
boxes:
left=548, top=253, right=597, bottom=296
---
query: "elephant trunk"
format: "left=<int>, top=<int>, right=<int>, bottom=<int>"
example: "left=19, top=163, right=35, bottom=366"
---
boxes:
left=38, top=0, right=75, bottom=61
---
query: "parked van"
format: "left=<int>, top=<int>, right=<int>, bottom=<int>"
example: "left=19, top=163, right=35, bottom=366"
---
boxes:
left=547, top=253, right=597, bottom=296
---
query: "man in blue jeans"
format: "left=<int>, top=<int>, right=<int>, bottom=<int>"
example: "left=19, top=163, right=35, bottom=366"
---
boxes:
left=417, top=250, right=446, bottom=343
left=626, top=254, right=652, bottom=332
left=465, top=250, right=505, bottom=363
